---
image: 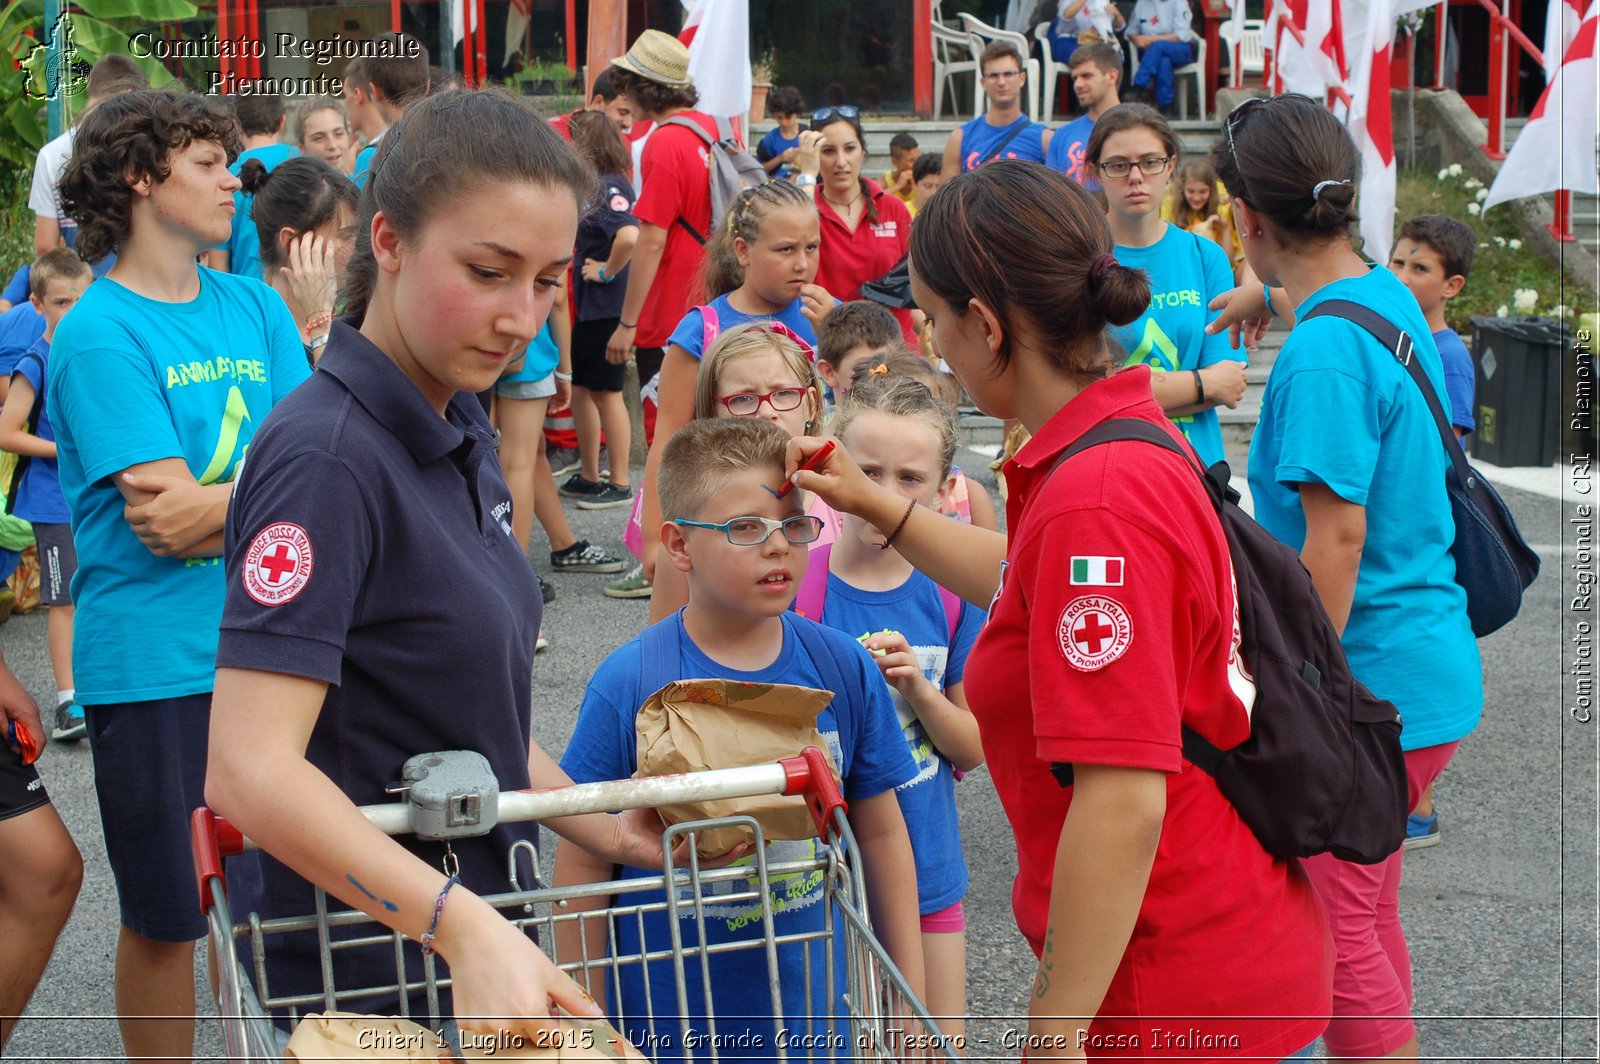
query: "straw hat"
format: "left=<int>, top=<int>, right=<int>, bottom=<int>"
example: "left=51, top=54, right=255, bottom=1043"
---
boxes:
left=611, top=29, right=693, bottom=89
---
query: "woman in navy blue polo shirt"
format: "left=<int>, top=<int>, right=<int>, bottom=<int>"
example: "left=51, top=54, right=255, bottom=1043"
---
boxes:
left=205, top=88, right=677, bottom=1040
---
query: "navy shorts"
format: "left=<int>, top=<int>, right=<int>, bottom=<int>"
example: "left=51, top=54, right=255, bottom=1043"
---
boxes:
left=33, top=523, right=77, bottom=607
left=86, top=693, right=211, bottom=942
left=0, top=738, right=48, bottom=822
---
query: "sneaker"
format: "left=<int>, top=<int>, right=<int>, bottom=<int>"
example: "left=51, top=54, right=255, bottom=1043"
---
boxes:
left=559, top=473, right=606, bottom=499
left=547, top=446, right=582, bottom=477
left=52, top=699, right=86, bottom=743
left=539, top=576, right=556, bottom=604
left=577, top=483, right=635, bottom=510
left=550, top=540, right=628, bottom=574
left=1403, top=810, right=1440, bottom=851
left=603, top=563, right=653, bottom=599
left=535, top=632, right=550, bottom=653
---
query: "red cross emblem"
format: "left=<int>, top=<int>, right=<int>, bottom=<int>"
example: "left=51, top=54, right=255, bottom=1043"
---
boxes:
left=1057, top=595, right=1133, bottom=671
left=243, top=522, right=314, bottom=606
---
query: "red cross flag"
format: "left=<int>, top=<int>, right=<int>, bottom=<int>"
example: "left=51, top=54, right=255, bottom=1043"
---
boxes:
left=1268, top=0, right=1349, bottom=98
left=1486, top=0, right=1599, bottom=211
left=679, top=0, right=751, bottom=122
left=1547, top=0, right=1588, bottom=81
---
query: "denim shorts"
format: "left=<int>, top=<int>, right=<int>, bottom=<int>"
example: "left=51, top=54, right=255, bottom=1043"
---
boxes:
left=86, top=693, right=212, bottom=941
left=496, top=373, right=557, bottom=400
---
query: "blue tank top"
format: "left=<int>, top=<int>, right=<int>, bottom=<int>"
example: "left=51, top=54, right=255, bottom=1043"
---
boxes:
left=960, top=114, right=1048, bottom=172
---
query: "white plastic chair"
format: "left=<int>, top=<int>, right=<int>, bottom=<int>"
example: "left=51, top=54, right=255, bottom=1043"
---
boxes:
left=933, top=20, right=980, bottom=121
left=958, top=11, right=1042, bottom=123
left=1128, top=36, right=1207, bottom=120
left=1033, top=22, right=1074, bottom=124
left=1237, top=19, right=1266, bottom=81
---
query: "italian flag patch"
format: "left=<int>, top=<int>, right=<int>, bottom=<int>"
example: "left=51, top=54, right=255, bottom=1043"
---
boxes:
left=1070, top=556, right=1124, bottom=586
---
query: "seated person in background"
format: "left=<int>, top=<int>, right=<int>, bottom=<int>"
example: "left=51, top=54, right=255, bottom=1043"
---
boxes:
left=757, top=86, right=807, bottom=180
left=1129, top=0, right=1197, bottom=115
left=881, top=132, right=920, bottom=211
left=911, top=153, right=944, bottom=214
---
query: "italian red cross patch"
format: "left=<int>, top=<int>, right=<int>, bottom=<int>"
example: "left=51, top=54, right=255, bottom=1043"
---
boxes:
left=1057, top=595, right=1133, bottom=671
left=243, top=522, right=314, bottom=606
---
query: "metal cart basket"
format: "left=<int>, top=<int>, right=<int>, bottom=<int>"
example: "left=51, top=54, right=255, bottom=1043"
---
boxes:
left=191, top=749, right=961, bottom=1062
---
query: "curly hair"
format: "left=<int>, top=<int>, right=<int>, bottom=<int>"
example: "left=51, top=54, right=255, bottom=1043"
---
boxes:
left=605, top=66, right=699, bottom=116
left=60, top=89, right=242, bottom=264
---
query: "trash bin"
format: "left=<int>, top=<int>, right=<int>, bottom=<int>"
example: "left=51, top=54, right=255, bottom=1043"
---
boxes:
left=1469, top=315, right=1569, bottom=467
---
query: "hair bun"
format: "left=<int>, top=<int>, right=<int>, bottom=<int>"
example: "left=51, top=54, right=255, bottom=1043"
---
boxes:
left=1302, top=179, right=1357, bottom=232
left=1093, top=261, right=1150, bottom=329
left=237, top=157, right=270, bottom=196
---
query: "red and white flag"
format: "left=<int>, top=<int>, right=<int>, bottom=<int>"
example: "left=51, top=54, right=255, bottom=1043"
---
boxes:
left=504, top=0, right=532, bottom=67
left=1267, top=0, right=1348, bottom=97
left=680, top=0, right=750, bottom=121
left=1343, top=0, right=1434, bottom=259
left=1546, top=0, right=1588, bottom=80
left=1486, top=0, right=1599, bottom=210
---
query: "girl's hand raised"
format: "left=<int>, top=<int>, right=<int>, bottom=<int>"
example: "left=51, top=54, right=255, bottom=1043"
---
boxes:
left=793, top=131, right=824, bottom=180
left=278, top=233, right=338, bottom=335
left=798, top=284, right=836, bottom=332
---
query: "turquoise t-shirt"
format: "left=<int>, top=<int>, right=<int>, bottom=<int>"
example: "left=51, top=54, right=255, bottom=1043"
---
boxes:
left=498, top=321, right=559, bottom=384
left=228, top=143, right=298, bottom=282
left=1247, top=266, right=1482, bottom=751
left=1111, top=223, right=1243, bottom=468
left=353, top=142, right=378, bottom=189
left=48, top=268, right=312, bottom=704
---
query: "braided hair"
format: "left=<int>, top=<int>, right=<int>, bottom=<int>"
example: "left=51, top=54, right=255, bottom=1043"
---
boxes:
left=701, top=179, right=815, bottom=301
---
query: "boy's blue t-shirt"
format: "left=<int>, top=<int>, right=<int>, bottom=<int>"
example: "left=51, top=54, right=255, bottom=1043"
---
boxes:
left=48, top=268, right=312, bottom=704
left=561, top=611, right=915, bottom=1062
left=11, top=336, right=68, bottom=524
left=0, top=303, right=45, bottom=377
left=1248, top=266, right=1482, bottom=751
left=958, top=113, right=1049, bottom=171
left=2, top=264, right=29, bottom=306
left=228, top=144, right=298, bottom=282
left=667, top=293, right=817, bottom=360
left=1111, top=223, right=1243, bottom=467
left=816, top=567, right=984, bottom=916
left=757, top=127, right=802, bottom=180
left=1435, top=326, right=1475, bottom=433
left=1044, top=113, right=1098, bottom=188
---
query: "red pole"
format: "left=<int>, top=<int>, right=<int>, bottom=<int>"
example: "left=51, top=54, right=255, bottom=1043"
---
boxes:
left=218, top=0, right=231, bottom=93
left=914, top=0, right=932, bottom=118
left=567, top=0, right=579, bottom=79
left=1549, top=189, right=1576, bottom=242
left=390, top=0, right=401, bottom=33
left=1434, top=1, right=1446, bottom=88
left=476, top=0, right=488, bottom=84
left=1485, top=9, right=1505, bottom=158
left=246, top=0, right=259, bottom=79
left=462, top=0, right=475, bottom=85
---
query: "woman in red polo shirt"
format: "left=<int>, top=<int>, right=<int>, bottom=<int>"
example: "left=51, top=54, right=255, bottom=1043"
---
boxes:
left=787, top=161, right=1331, bottom=1061
left=791, top=108, right=916, bottom=346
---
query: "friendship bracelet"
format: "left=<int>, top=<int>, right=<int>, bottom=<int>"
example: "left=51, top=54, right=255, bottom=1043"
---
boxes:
left=553, top=370, right=574, bottom=382
left=618, top=320, right=638, bottom=329
left=418, top=874, right=459, bottom=957
left=880, top=497, right=917, bottom=551
left=1192, top=369, right=1206, bottom=406
left=304, top=311, right=334, bottom=333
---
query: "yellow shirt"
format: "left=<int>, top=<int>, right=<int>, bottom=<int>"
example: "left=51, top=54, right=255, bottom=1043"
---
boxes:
left=882, top=168, right=918, bottom=215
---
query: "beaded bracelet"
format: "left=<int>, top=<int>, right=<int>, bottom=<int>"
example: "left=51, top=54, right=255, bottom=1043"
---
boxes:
left=880, top=497, right=917, bottom=551
left=418, top=874, right=460, bottom=957
left=305, top=311, right=334, bottom=333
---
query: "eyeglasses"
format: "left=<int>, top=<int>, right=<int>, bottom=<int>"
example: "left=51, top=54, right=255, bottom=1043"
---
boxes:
left=674, top=514, right=826, bottom=547
left=714, top=387, right=808, bottom=417
left=811, top=106, right=860, bottom=123
left=982, top=69, right=1024, bottom=81
left=1224, top=96, right=1268, bottom=203
left=1097, top=155, right=1172, bottom=178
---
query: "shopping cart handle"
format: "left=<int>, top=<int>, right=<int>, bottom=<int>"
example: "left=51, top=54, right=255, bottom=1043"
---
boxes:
left=191, top=807, right=247, bottom=915
left=782, top=747, right=849, bottom=839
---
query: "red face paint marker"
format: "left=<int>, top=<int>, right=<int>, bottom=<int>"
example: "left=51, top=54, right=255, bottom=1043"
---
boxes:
left=769, top=439, right=837, bottom=499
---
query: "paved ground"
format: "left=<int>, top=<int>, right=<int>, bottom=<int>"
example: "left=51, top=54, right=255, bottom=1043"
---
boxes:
left=2, top=439, right=1595, bottom=1062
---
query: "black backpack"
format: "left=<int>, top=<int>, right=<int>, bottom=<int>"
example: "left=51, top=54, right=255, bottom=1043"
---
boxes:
left=1298, top=300, right=1540, bottom=636
left=1047, top=419, right=1409, bottom=865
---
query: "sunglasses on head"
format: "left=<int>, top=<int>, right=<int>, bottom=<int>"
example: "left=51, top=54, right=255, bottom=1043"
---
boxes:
left=811, top=105, right=860, bottom=124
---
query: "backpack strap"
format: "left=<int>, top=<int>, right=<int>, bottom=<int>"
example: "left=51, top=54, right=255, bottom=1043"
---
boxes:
left=1298, top=299, right=1472, bottom=489
left=788, top=614, right=855, bottom=718
left=664, top=117, right=714, bottom=246
left=940, top=586, right=961, bottom=642
left=981, top=119, right=1033, bottom=165
left=699, top=303, right=720, bottom=355
left=637, top=614, right=684, bottom=711
left=793, top=541, right=830, bottom=621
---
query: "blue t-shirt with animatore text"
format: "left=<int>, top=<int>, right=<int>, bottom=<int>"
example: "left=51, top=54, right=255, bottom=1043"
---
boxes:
left=1110, top=223, right=1243, bottom=467
left=49, top=268, right=310, bottom=703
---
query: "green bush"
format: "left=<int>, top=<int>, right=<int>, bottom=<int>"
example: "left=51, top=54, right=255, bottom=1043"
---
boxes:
left=1396, top=165, right=1596, bottom=332
left=0, top=171, right=34, bottom=285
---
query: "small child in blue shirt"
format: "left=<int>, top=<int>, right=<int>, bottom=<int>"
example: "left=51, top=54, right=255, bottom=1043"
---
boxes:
left=554, top=416, right=923, bottom=1062
left=1388, top=213, right=1478, bottom=851
left=0, top=249, right=93, bottom=742
left=756, top=86, right=806, bottom=180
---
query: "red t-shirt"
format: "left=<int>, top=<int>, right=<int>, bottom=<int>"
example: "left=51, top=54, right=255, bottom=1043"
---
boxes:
left=813, top=179, right=916, bottom=346
left=963, top=367, right=1332, bottom=1060
left=630, top=111, right=715, bottom=348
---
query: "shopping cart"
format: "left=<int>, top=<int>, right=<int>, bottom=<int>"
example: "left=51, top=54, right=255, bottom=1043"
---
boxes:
left=191, top=748, right=961, bottom=1063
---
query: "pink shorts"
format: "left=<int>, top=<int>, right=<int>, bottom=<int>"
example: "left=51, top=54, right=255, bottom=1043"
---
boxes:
left=919, top=900, right=966, bottom=933
left=1301, top=740, right=1461, bottom=1060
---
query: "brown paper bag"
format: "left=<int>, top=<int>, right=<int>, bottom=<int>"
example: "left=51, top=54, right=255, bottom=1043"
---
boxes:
left=457, top=1015, right=650, bottom=1062
left=284, top=1011, right=451, bottom=1060
left=635, top=680, right=841, bottom=858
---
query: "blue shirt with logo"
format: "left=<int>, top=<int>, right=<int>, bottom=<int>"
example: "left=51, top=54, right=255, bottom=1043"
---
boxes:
left=667, top=293, right=817, bottom=360
left=11, top=336, right=68, bottom=524
left=816, top=567, right=983, bottom=916
left=959, top=113, right=1049, bottom=172
left=1110, top=223, right=1243, bottom=468
left=228, top=143, right=299, bottom=282
left=1248, top=266, right=1482, bottom=751
left=561, top=611, right=915, bottom=1063
left=49, top=268, right=311, bottom=704
left=1045, top=112, right=1098, bottom=188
